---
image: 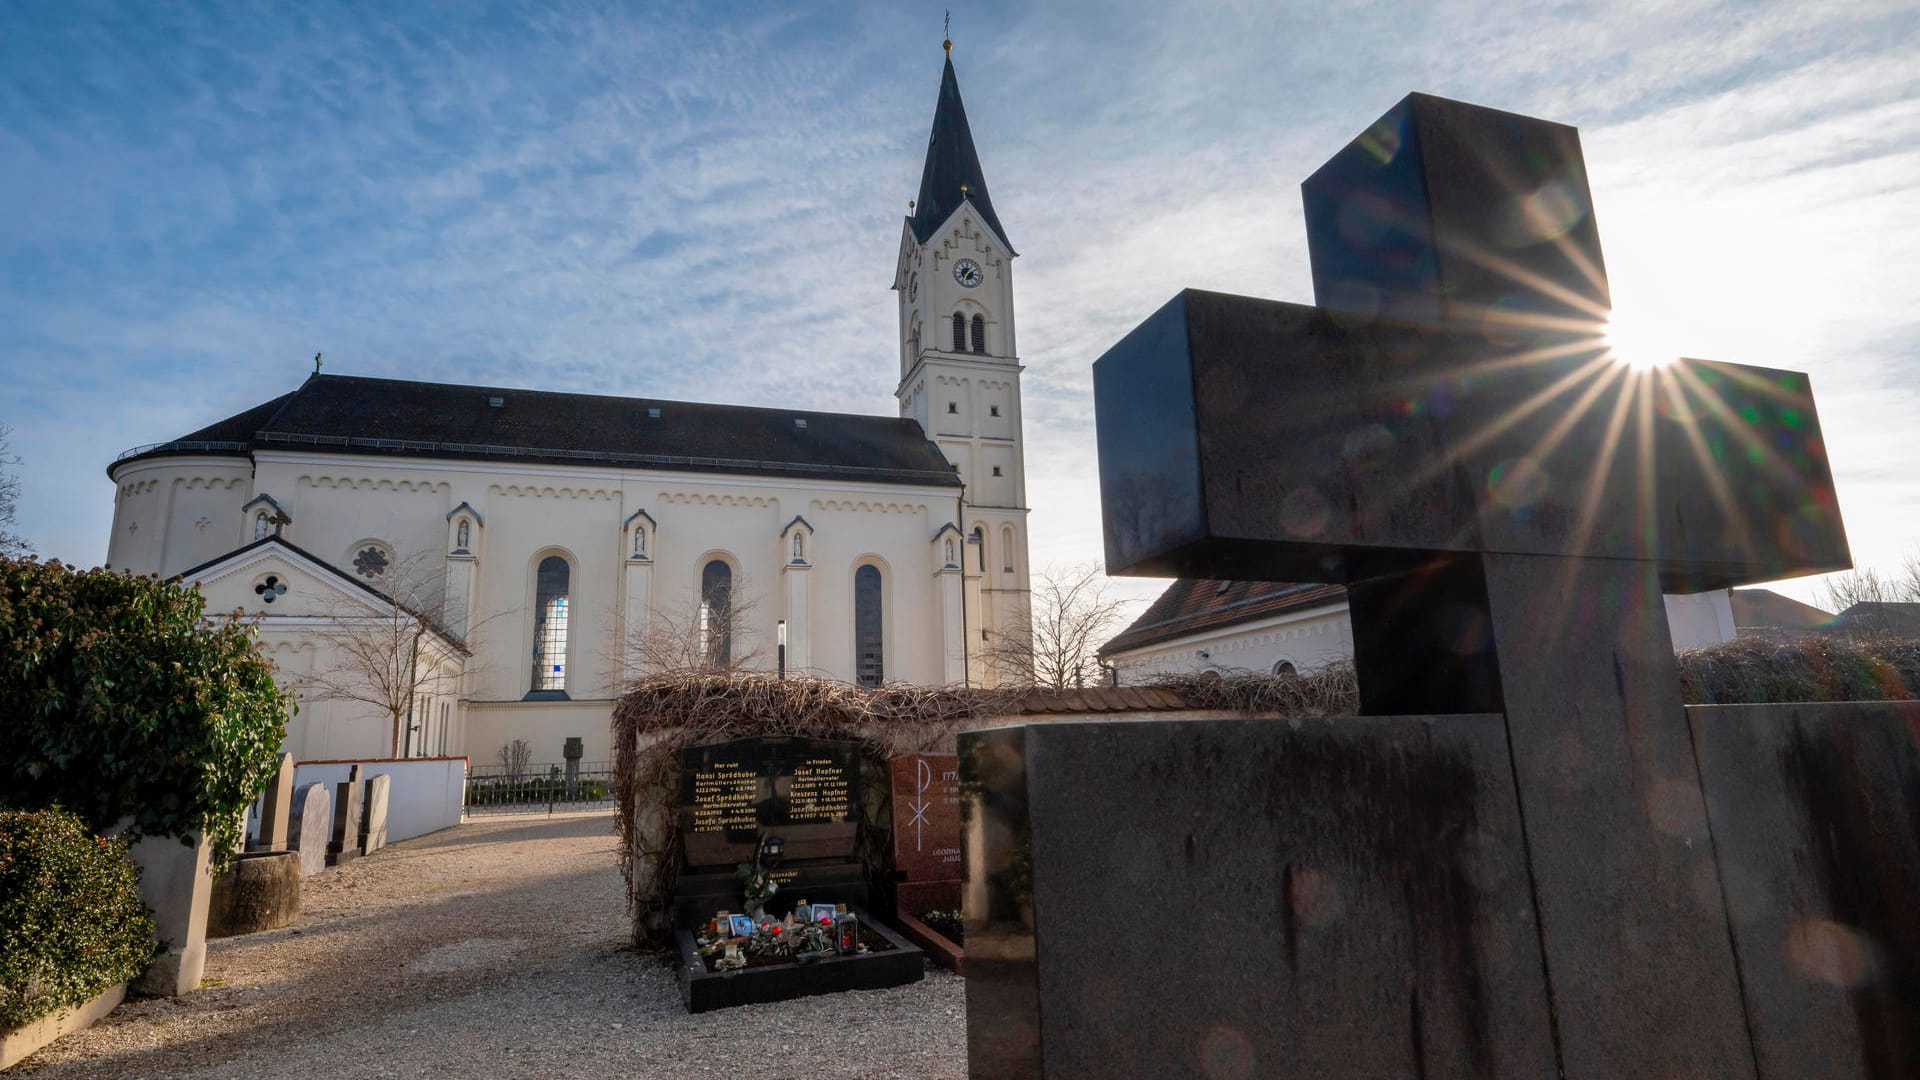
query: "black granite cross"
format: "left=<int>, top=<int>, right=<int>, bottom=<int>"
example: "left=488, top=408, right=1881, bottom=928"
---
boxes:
left=1092, top=93, right=1851, bottom=1076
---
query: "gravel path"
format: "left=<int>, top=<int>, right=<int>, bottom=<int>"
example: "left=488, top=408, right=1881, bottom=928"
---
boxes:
left=16, top=812, right=967, bottom=1079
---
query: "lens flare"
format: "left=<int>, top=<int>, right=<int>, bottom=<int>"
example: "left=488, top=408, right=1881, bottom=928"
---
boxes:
left=1602, top=311, right=1676, bottom=370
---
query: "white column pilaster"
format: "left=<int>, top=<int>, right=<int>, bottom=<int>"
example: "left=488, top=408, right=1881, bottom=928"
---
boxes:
left=782, top=561, right=812, bottom=674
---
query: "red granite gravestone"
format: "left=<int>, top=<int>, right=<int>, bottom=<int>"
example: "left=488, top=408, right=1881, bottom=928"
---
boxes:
left=889, top=753, right=962, bottom=914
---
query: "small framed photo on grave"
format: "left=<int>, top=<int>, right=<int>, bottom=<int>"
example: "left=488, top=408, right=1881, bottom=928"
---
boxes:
left=729, top=914, right=755, bottom=937
left=809, top=904, right=834, bottom=925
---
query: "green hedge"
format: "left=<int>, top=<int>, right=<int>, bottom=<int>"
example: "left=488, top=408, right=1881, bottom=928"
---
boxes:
left=0, top=808, right=157, bottom=1028
left=0, top=558, right=292, bottom=864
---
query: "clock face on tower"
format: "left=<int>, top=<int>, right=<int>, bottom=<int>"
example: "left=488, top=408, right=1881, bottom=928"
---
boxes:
left=953, top=259, right=982, bottom=288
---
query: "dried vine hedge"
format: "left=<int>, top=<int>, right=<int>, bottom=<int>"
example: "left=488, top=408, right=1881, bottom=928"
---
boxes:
left=1149, top=662, right=1360, bottom=715
left=611, top=673, right=1014, bottom=947
left=611, top=640, right=1918, bottom=948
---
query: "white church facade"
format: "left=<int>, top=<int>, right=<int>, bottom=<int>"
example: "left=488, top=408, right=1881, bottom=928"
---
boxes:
left=103, top=51, right=1031, bottom=765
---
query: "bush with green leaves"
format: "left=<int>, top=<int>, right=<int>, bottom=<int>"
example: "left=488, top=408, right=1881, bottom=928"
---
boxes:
left=0, top=808, right=157, bottom=1027
left=0, top=557, right=291, bottom=864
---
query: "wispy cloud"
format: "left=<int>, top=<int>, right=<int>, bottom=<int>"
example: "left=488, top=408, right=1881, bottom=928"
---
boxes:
left=2, top=0, right=1915, bottom=611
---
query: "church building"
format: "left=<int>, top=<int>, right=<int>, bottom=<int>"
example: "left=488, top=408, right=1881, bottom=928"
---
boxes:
left=102, top=50, right=1032, bottom=764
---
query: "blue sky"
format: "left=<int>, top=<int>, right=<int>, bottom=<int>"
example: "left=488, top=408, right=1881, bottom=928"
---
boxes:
left=4, top=0, right=1918, bottom=611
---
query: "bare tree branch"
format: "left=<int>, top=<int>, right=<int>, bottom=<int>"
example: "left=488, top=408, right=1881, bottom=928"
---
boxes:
left=1819, top=554, right=1920, bottom=638
left=982, top=563, right=1132, bottom=690
left=0, top=425, right=30, bottom=558
left=299, top=549, right=481, bottom=757
left=606, top=578, right=767, bottom=690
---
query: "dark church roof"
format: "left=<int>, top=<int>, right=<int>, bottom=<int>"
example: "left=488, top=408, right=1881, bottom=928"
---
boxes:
left=909, top=55, right=1015, bottom=254
left=111, top=374, right=963, bottom=488
left=1100, top=579, right=1349, bottom=657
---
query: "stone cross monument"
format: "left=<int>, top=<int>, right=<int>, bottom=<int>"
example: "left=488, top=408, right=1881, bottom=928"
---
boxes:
left=962, top=92, right=1873, bottom=1080
left=1091, top=94, right=1850, bottom=1077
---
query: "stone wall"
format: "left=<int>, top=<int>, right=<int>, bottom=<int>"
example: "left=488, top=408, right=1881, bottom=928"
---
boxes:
left=962, top=702, right=1920, bottom=1079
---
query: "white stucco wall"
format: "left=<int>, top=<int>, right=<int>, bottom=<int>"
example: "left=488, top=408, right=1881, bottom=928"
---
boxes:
left=1107, top=603, right=1357, bottom=685
left=294, top=757, right=467, bottom=844
left=1108, top=591, right=1737, bottom=685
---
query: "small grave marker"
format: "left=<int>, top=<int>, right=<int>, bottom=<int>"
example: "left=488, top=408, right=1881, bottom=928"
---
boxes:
left=889, top=753, right=961, bottom=913
left=287, top=782, right=331, bottom=877
left=328, top=764, right=363, bottom=867
left=359, top=773, right=390, bottom=856
left=257, top=752, right=296, bottom=852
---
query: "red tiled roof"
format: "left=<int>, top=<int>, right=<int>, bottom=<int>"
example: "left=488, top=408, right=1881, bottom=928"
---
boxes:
left=1729, top=588, right=1835, bottom=632
left=1099, top=580, right=1348, bottom=657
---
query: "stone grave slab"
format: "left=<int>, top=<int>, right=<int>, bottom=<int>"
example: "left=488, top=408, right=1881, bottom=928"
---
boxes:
left=962, top=717, right=1554, bottom=1079
left=1689, top=701, right=1920, bottom=1076
left=359, top=772, right=390, bottom=856
left=287, top=782, right=331, bottom=877
left=328, top=764, right=363, bottom=867
left=889, top=752, right=962, bottom=914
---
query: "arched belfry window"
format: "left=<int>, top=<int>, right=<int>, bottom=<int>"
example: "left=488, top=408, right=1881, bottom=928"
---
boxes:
left=700, top=560, right=733, bottom=669
left=855, top=565, right=883, bottom=688
left=970, top=315, right=985, bottom=353
left=531, top=556, right=570, bottom=692
left=952, top=312, right=966, bottom=352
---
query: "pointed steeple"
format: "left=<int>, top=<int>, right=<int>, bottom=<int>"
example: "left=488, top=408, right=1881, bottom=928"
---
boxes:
left=910, top=54, right=1015, bottom=254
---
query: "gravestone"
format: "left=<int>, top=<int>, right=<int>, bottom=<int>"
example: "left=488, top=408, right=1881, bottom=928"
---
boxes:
left=359, top=772, right=390, bottom=856
left=961, top=91, right=1887, bottom=1080
left=328, top=764, right=363, bottom=867
left=674, top=735, right=864, bottom=927
left=257, top=752, right=296, bottom=852
left=564, top=735, right=584, bottom=799
left=671, top=735, right=924, bottom=1011
left=889, top=753, right=962, bottom=914
left=286, top=782, right=332, bottom=877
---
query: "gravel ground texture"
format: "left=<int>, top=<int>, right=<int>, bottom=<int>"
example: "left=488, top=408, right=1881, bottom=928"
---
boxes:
left=15, top=812, right=967, bottom=1079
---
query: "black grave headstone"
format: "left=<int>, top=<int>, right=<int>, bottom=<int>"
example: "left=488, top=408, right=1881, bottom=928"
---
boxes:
left=673, top=735, right=866, bottom=929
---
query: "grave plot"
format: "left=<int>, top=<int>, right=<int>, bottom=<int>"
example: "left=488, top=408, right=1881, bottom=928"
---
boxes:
left=673, top=735, right=922, bottom=1013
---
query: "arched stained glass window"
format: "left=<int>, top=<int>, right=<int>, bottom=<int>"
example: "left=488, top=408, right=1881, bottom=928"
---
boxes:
left=701, top=560, right=733, bottom=669
left=971, top=526, right=986, bottom=572
left=970, top=315, right=985, bottom=353
left=855, top=565, right=883, bottom=688
left=952, top=312, right=966, bottom=352
left=531, top=556, right=570, bottom=692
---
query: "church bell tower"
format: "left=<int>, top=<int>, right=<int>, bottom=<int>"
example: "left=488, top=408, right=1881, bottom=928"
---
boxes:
left=892, top=42, right=1032, bottom=687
